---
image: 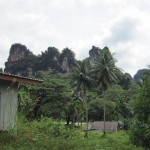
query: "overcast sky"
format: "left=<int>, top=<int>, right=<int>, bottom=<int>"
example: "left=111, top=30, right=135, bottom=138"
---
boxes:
left=0, top=0, right=150, bottom=76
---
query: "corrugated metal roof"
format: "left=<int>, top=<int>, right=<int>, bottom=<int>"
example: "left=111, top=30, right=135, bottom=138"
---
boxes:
left=0, top=73, right=43, bottom=85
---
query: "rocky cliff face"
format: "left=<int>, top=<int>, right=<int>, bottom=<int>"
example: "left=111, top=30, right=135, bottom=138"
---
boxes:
left=8, top=44, right=29, bottom=62
left=134, top=69, right=149, bottom=82
left=4, top=43, right=77, bottom=77
left=89, top=46, right=101, bottom=61
left=119, top=73, right=134, bottom=89
left=5, top=43, right=32, bottom=76
left=61, top=57, right=69, bottom=72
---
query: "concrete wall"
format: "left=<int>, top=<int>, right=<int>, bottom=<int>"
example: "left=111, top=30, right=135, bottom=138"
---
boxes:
left=0, top=80, right=18, bottom=130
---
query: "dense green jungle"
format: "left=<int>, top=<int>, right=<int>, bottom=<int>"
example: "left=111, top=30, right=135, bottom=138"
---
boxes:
left=0, top=44, right=150, bottom=149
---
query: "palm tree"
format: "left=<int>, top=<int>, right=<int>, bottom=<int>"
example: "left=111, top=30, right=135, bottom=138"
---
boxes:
left=69, top=60, right=92, bottom=137
left=92, top=47, right=121, bottom=134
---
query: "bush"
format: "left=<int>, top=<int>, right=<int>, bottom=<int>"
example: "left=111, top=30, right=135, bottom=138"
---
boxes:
left=0, top=115, right=144, bottom=150
left=130, top=119, right=150, bottom=149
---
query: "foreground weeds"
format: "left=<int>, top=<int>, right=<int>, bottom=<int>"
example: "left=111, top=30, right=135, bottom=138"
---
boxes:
left=0, top=115, right=143, bottom=150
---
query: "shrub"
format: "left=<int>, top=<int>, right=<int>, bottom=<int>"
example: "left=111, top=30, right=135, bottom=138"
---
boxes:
left=130, top=119, right=150, bottom=149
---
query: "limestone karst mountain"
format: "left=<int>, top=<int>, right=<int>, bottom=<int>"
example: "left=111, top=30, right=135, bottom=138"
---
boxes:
left=4, top=43, right=77, bottom=77
left=134, top=69, right=149, bottom=82
left=4, top=43, right=134, bottom=89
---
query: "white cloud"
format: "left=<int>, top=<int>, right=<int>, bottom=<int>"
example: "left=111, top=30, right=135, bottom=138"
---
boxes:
left=0, top=37, right=11, bottom=68
left=111, top=42, right=150, bottom=76
left=0, top=0, right=150, bottom=76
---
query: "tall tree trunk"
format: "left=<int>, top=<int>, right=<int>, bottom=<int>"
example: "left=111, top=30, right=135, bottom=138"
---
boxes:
left=77, top=113, right=79, bottom=128
left=103, top=102, right=106, bottom=135
left=85, top=96, right=88, bottom=138
left=103, top=90, right=106, bottom=135
left=80, top=114, right=82, bottom=129
left=66, top=114, right=70, bottom=126
left=72, top=114, right=75, bottom=128
left=84, top=86, right=88, bottom=138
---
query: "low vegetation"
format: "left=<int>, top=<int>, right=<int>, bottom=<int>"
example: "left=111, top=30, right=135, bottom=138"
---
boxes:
left=0, top=115, right=143, bottom=150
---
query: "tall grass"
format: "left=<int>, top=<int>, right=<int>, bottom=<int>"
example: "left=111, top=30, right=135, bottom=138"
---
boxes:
left=0, top=115, right=143, bottom=150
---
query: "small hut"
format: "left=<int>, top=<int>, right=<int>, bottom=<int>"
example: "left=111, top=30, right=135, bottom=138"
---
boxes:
left=0, top=73, right=42, bottom=130
left=92, top=121, right=119, bottom=132
left=85, top=121, right=119, bottom=132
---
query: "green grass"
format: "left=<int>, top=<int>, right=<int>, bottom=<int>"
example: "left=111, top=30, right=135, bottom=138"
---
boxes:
left=0, top=115, right=143, bottom=150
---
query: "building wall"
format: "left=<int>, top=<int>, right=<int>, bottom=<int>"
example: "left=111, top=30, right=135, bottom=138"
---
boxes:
left=0, top=80, right=18, bottom=130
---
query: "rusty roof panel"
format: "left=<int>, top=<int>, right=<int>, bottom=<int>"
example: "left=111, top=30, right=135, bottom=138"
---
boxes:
left=0, top=73, right=43, bottom=85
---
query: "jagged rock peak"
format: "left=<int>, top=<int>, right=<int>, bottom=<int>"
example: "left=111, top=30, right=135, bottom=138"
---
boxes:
left=61, top=57, right=69, bottom=73
left=89, top=46, right=101, bottom=61
left=119, top=72, right=134, bottom=89
left=59, top=48, right=76, bottom=72
left=134, top=69, right=149, bottom=82
left=8, top=43, right=30, bottom=62
left=124, top=73, right=133, bottom=80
